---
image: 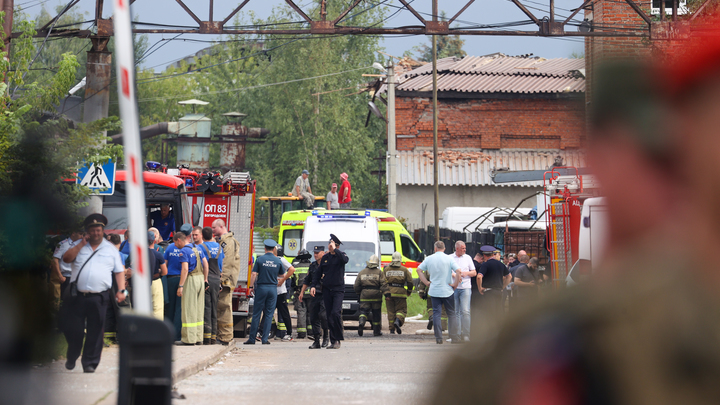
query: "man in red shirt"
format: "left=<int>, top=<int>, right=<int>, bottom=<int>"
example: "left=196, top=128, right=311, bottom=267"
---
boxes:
left=338, top=172, right=352, bottom=209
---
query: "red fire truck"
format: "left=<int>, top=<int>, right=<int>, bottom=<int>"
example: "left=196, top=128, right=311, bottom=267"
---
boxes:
left=543, top=167, right=601, bottom=285
left=101, top=165, right=256, bottom=337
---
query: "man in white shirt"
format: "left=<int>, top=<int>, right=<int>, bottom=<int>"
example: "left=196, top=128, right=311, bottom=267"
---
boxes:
left=62, top=214, right=127, bottom=373
left=449, top=240, right=475, bottom=341
left=52, top=231, right=83, bottom=308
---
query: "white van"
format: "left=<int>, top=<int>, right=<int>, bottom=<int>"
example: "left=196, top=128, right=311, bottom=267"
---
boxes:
left=442, top=206, right=533, bottom=233
left=567, top=197, right=608, bottom=286
left=302, top=211, right=380, bottom=320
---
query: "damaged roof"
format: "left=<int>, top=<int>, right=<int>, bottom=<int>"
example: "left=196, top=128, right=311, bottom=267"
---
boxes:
left=394, top=54, right=585, bottom=95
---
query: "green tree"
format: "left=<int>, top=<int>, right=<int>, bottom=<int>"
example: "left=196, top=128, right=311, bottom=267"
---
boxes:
left=130, top=2, right=390, bottom=211
left=412, top=11, right=467, bottom=62
left=0, top=11, right=121, bottom=241
left=14, top=5, right=91, bottom=86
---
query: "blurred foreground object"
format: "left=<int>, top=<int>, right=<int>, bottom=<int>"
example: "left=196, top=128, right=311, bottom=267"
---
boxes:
left=432, top=14, right=720, bottom=405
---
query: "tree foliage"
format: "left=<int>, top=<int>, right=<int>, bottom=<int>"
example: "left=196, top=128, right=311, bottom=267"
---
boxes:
left=0, top=10, right=122, bottom=247
left=132, top=1, right=390, bottom=211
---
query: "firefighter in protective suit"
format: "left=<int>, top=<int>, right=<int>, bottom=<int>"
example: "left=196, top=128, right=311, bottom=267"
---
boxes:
left=291, top=249, right=312, bottom=339
left=383, top=251, right=414, bottom=334
left=354, top=254, right=388, bottom=336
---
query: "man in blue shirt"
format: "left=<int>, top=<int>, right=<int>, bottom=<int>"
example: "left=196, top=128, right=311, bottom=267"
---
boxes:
left=244, top=239, right=284, bottom=345
left=150, top=204, right=175, bottom=241
left=200, top=226, right=224, bottom=344
left=164, top=232, right=188, bottom=341
left=417, top=240, right=461, bottom=344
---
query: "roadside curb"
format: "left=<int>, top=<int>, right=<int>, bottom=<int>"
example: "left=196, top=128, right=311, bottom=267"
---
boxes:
left=173, top=345, right=233, bottom=384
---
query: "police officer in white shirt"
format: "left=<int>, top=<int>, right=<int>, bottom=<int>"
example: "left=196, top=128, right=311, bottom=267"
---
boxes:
left=62, top=214, right=127, bottom=373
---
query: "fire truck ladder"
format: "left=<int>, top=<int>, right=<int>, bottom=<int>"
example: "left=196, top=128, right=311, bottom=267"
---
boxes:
left=548, top=200, right=573, bottom=282
left=544, top=167, right=582, bottom=284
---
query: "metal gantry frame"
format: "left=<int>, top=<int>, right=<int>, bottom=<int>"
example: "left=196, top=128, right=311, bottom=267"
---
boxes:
left=4, top=0, right=686, bottom=40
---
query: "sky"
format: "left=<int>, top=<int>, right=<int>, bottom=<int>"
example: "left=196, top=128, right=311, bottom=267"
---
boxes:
left=19, top=0, right=586, bottom=71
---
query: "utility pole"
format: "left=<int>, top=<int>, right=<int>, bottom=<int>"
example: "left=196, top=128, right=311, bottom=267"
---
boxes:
left=432, top=0, right=440, bottom=241
left=79, top=37, right=112, bottom=216
left=1, top=0, right=12, bottom=49
left=387, top=60, right=397, bottom=216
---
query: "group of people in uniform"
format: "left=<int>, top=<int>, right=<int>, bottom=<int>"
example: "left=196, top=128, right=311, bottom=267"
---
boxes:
left=161, top=221, right=241, bottom=348
left=54, top=213, right=241, bottom=373
left=245, top=233, right=348, bottom=349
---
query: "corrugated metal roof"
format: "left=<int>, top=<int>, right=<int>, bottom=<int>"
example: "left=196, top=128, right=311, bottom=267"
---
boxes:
left=393, top=149, right=586, bottom=187
left=395, top=54, right=585, bottom=94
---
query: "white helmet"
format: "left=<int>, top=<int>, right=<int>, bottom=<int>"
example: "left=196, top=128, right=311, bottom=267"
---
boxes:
left=391, top=251, right=402, bottom=266
left=366, top=254, right=380, bottom=269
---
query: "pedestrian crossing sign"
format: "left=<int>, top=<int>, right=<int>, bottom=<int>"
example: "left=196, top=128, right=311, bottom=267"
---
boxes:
left=77, top=159, right=116, bottom=195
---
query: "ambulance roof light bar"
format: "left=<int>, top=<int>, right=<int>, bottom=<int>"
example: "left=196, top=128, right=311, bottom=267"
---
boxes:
left=311, top=210, right=371, bottom=219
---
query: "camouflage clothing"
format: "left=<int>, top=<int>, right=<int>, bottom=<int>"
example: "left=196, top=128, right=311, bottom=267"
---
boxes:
left=431, top=254, right=720, bottom=405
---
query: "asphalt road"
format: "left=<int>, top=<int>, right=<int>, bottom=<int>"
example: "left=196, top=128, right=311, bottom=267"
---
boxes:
left=173, top=322, right=457, bottom=405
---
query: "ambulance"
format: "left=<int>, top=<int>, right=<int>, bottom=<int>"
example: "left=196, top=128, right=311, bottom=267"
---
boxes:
left=278, top=209, right=425, bottom=277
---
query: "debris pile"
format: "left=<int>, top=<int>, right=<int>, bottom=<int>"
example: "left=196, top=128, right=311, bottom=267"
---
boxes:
left=421, top=150, right=492, bottom=166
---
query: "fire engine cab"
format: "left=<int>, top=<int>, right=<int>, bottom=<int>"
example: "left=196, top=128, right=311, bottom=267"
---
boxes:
left=101, top=163, right=257, bottom=337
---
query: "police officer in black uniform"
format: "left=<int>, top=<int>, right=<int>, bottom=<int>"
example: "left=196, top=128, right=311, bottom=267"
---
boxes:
left=311, top=234, right=348, bottom=349
left=301, top=245, right=329, bottom=349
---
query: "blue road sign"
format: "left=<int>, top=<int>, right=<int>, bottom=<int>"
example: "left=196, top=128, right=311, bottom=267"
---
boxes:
left=77, top=159, right=116, bottom=195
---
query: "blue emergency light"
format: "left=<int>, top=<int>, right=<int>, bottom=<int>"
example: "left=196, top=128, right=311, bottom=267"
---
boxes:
left=312, top=210, right=371, bottom=219
left=185, top=178, right=194, bottom=188
left=146, top=161, right=161, bottom=171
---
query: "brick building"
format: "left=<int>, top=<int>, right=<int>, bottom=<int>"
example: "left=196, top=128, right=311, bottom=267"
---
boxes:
left=387, top=54, right=587, bottom=230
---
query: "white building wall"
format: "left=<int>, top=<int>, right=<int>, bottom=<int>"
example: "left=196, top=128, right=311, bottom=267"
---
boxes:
left=397, top=185, right=542, bottom=231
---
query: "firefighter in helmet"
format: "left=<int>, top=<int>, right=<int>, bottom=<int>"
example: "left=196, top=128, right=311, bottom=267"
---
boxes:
left=383, top=251, right=414, bottom=334
left=354, top=254, right=388, bottom=336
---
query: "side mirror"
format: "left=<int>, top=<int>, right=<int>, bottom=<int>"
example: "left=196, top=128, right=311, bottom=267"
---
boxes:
left=192, top=204, right=201, bottom=226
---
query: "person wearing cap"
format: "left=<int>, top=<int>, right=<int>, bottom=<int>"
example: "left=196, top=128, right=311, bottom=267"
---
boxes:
left=164, top=231, right=189, bottom=341
left=199, top=226, right=224, bottom=345
left=299, top=246, right=329, bottom=348
left=338, top=172, right=352, bottom=209
left=293, top=169, right=315, bottom=209
left=52, top=230, right=83, bottom=309
left=212, top=219, right=241, bottom=345
left=416, top=240, right=462, bottom=345
left=61, top=214, right=127, bottom=373
left=383, top=251, right=414, bottom=335
left=310, top=234, right=349, bottom=349
left=326, top=183, right=340, bottom=210
left=244, top=239, right=285, bottom=345
left=148, top=230, right=168, bottom=321
left=177, top=225, right=209, bottom=345
left=149, top=204, right=175, bottom=241
left=475, top=246, right=511, bottom=341
left=354, top=254, right=388, bottom=337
